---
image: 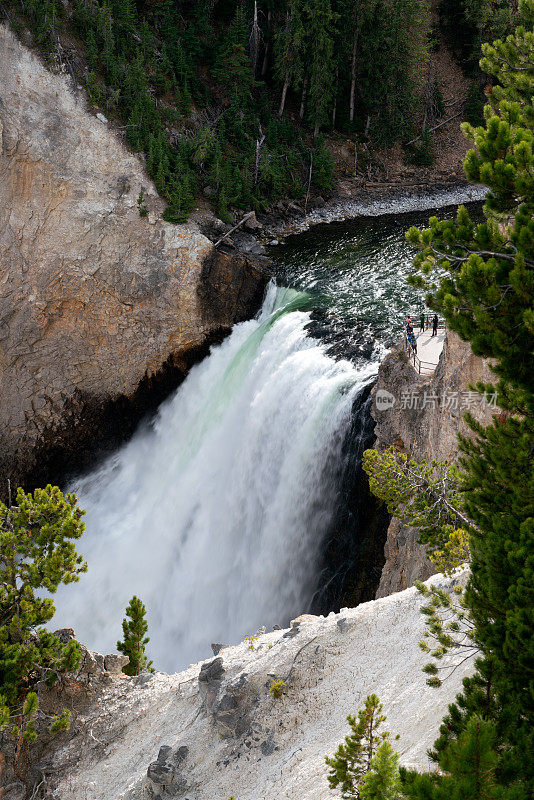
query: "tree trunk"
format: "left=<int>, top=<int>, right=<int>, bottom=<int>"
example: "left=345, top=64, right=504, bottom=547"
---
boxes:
left=332, top=67, right=338, bottom=128
left=261, top=10, right=271, bottom=75
left=299, top=77, right=308, bottom=120
left=349, top=20, right=359, bottom=123
left=254, top=125, right=266, bottom=185
left=305, top=150, right=313, bottom=212
left=279, top=76, right=289, bottom=117
left=251, top=1, right=259, bottom=76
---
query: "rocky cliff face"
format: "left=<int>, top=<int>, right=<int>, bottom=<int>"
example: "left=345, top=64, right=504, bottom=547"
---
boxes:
left=1, top=570, right=470, bottom=800
left=372, top=331, right=496, bottom=597
left=0, top=25, right=268, bottom=488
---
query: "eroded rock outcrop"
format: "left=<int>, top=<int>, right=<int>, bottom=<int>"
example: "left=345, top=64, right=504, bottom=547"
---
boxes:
left=0, top=629, right=130, bottom=797
left=0, top=25, right=268, bottom=486
left=372, top=331, right=497, bottom=596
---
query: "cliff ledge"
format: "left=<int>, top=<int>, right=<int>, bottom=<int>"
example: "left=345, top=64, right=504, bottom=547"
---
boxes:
left=372, top=330, right=496, bottom=596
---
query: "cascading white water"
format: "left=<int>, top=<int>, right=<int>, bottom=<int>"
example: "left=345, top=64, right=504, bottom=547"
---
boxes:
left=52, top=284, right=378, bottom=672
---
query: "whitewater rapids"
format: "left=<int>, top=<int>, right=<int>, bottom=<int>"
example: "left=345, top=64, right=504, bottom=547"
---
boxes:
left=52, top=285, right=379, bottom=672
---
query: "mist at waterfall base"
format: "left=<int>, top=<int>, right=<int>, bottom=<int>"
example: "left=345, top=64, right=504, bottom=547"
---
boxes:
left=52, top=285, right=379, bottom=672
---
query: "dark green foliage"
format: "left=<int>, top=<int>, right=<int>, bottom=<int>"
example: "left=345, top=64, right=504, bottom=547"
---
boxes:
left=405, top=128, right=434, bottom=167
left=310, top=137, right=336, bottom=190
left=305, top=0, right=338, bottom=134
left=117, top=596, right=154, bottom=677
left=402, top=716, right=503, bottom=799
left=426, top=657, right=499, bottom=764
left=400, top=4, right=534, bottom=798
left=17, top=0, right=64, bottom=56
left=356, top=0, right=430, bottom=147
left=360, top=741, right=403, bottom=800
left=439, top=0, right=519, bottom=72
left=212, top=6, right=255, bottom=106
left=325, top=694, right=389, bottom=799
left=5, top=0, right=433, bottom=219
left=0, top=486, right=86, bottom=741
left=137, top=191, right=148, bottom=218
left=274, top=0, right=306, bottom=113
left=86, top=70, right=106, bottom=107
left=464, top=81, right=486, bottom=126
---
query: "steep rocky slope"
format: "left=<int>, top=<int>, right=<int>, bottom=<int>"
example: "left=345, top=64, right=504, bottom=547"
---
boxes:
left=13, top=570, right=470, bottom=800
left=0, top=25, right=268, bottom=488
left=372, top=331, right=496, bottom=596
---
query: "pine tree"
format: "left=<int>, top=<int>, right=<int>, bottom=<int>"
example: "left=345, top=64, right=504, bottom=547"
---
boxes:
left=0, top=485, right=87, bottom=740
left=274, top=0, right=306, bottom=117
left=304, top=0, right=338, bottom=136
left=360, top=741, right=403, bottom=800
left=212, top=7, right=255, bottom=107
left=117, top=596, right=154, bottom=676
left=326, top=694, right=389, bottom=798
left=406, top=2, right=534, bottom=403
left=356, top=0, right=430, bottom=147
left=402, top=716, right=502, bottom=800
left=394, top=4, right=534, bottom=797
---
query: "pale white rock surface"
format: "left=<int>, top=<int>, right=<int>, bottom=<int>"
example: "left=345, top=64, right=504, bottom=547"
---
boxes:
left=51, top=569, right=471, bottom=800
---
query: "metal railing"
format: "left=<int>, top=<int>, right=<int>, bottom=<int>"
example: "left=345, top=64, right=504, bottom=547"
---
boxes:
left=404, top=315, right=446, bottom=375
left=404, top=337, right=438, bottom=375
left=406, top=313, right=446, bottom=331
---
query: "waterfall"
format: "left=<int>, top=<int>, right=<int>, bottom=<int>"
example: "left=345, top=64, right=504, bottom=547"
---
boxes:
left=52, top=284, right=379, bottom=673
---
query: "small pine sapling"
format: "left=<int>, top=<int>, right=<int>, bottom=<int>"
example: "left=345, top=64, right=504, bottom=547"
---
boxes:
left=326, top=694, right=390, bottom=799
left=137, top=190, right=148, bottom=217
left=117, top=596, right=154, bottom=676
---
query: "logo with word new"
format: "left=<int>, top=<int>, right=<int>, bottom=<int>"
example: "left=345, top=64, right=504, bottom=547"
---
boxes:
left=375, top=389, right=396, bottom=411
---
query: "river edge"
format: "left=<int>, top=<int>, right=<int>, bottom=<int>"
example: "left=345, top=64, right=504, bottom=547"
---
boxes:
left=265, top=182, right=486, bottom=240
left=200, top=180, right=487, bottom=255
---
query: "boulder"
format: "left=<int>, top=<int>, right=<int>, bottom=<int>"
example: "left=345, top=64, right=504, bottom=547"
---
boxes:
left=104, top=654, right=130, bottom=675
left=243, top=211, right=262, bottom=231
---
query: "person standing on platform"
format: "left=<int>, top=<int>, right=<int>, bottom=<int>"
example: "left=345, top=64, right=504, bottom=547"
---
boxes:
left=432, top=314, right=438, bottom=336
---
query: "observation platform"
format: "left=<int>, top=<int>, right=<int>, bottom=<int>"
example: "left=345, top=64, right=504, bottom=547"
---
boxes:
left=405, top=316, right=446, bottom=375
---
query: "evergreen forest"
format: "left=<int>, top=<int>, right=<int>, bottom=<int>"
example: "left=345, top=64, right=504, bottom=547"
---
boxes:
left=2, top=0, right=520, bottom=222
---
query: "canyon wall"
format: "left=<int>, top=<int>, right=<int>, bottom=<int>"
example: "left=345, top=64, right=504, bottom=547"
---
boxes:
left=1, top=570, right=471, bottom=800
left=372, top=331, right=496, bottom=596
left=0, top=25, right=268, bottom=487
